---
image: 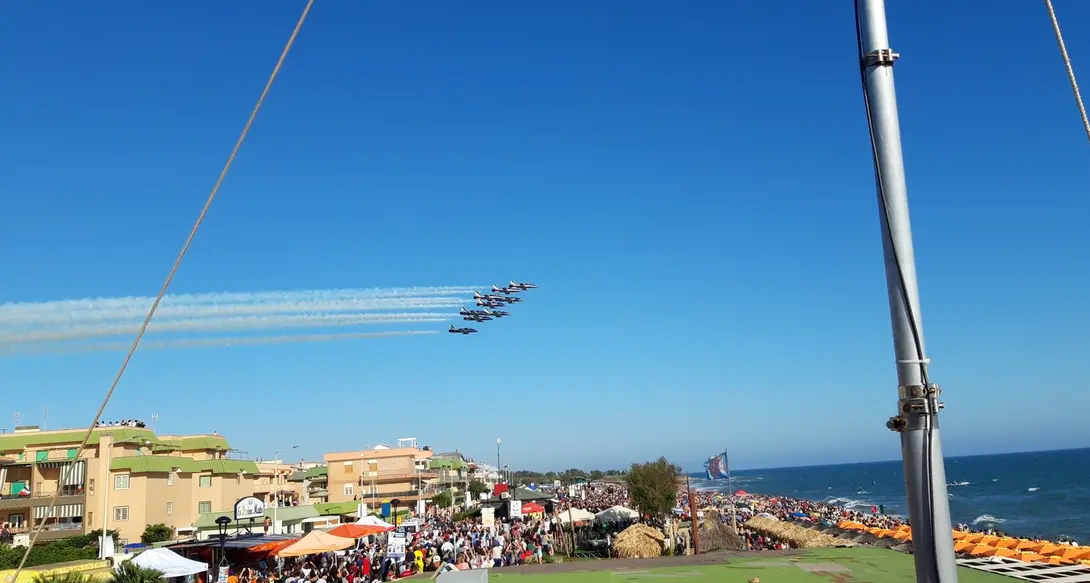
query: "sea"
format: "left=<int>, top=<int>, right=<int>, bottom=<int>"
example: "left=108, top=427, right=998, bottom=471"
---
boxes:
left=689, top=448, right=1090, bottom=543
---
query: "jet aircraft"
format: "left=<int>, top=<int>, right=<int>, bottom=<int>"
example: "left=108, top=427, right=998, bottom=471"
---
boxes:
left=509, top=280, right=539, bottom=290
left=476, top=298, right=504, bottom=308
left=449, top=325, right=478, bottom=335
left=483, top=308, right=509, bottom=318
left=460, top=307, right=492, bottom=318
left=492, top=284, right=520, bottom=295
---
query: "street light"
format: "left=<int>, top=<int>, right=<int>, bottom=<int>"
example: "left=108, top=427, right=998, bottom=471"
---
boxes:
left=273, top=446, right=299, bottom=535
left=496, top=438, right=501, bottom=481
left=215, top=515, right=231, bottom=577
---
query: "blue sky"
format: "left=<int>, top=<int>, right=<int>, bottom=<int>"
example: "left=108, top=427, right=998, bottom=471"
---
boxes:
left=1, top=1, right=1088, bottom=473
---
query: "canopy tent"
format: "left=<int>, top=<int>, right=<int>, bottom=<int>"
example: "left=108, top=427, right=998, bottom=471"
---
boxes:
left=555, top=507, right=596, bottom=523
left=521, top=502, right=545, bottom=514
left=354, top=515, right=394, bottom=530
left=129, top=548, right=209, bottom=578
left=596, top=506, right=639, bottom=522
left=277, top=531, right=355, bottom=557
left=329, top=523, right=390, bottom=539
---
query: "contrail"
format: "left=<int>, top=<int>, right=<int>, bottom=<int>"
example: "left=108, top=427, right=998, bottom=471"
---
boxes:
left=0, top=286, right=482, bottom=325
left=0, top=313, right=452, bottom=344
left=0, top=330, right=438, bottom=357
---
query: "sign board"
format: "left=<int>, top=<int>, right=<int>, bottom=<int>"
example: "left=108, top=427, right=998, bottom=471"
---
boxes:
left=481, top=507, right=495, bottom=527
left=508, top=500, right=522, bottom=520
left=388, top=530, right=407, bottom=561
left=381, top=502, right=391, bottom=517
left=218, top=568, right=229, bottom=583
left=234, top=496, right=266, bottom=521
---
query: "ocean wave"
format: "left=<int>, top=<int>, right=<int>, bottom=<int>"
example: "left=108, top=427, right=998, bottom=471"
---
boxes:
left=972, top=514, right=1006, bottom=525
left=825, top=496, right=873, bottom=510
left=1027, top=487, right=1040, bottom=492
left=948, top=481, right=971, bottom=487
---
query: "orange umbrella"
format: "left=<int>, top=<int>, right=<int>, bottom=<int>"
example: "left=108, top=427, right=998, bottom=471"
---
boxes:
left=1037, top=556, right=1073, bottom=566
left=977, top=536, right=1000, bottom=547
left=1018, top=553, right=1046, bottom=562
left=983, top=548, right=1019, bottom=559
left=249, top=539, right=299, bottom=554
left=1051, top=547, right=1090, bottom=561
left=952, top=531, right=970, bottom=540
left=967, top=544, right=997, bottom=557
left=328, top=524, right=390, bottom=539
left=874, top=529, right=897, bottom=538
left=992, top=538, right=1019, bottom=549
left=954, top=541, right=977, bottom=553
left=1037, top=544, right=1066, bottom=556
left=894, top=531, right=913, bottom=541
left=962, top=534, right=986, bottom=544
left=1015, top=540, right=1042, bottom=551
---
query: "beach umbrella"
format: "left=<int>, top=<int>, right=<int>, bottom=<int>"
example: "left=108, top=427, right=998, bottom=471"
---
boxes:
left=953, top=541, right=977, bottom=553
left=978, top=535, right=1000, bottom=546
left=1018, top=553, right=1046, bottom=562
left=1037, top=556, right=1074, bottom=566
left=892, top=542, right=913, bottom=553
left=1015, top=540, right=1040, bottom=551
left=894, top=530, right=913, bottom=542
left=328, top=524, right=389, bottom=539
left=952, top=530, right=971, bottom=540
left=1037, top=543, right=1066, bottom=556
left=874, top=537, right=901, bottom=549
left=1050, top=547, right=1090, bottom=561
left=966, top=544, right=997, bottom=557
left=982, top=548, right=1019, bottom=559
left=993, top=538, right=1019, bottom=549
left=962, top=533, right=986, bottom=544
left=875, top=529, right=897, bottom=539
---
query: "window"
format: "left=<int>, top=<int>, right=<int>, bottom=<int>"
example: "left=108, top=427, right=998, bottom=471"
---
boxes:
left=199, top=475, right=212, bottom=488
left=166, top=502, right=173, bottom=516
left=89, top=479, right=95, bottom=495
left=343, top=461, right=354, bottom=474
left=113, top=506, right=129, bottom=521
left=87, top=511, right=94, bottom=527
left=198, top=501, right=212, bottom=514
left=343, top=484, right=354, bottom=497
left=167, top=473, right=174, bottom=486
left=8, top=514, right=25, bottom=528
left=114, top=474, right=130, bottom=490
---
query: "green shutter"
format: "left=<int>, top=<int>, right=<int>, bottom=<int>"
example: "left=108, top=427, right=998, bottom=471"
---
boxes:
left=35, top=451, right=48, bottom=462
left=66, top=449, right=78, bottom=460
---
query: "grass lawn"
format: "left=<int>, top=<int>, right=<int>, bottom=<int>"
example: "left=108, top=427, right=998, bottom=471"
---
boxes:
left=491, top=548, right=1012, bottom=583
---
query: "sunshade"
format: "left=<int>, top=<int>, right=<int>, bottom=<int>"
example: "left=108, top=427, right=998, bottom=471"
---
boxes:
left=277, top=530, right=355, bottom=557
left=521, top=502, right=545, bottom=514
left=354, top=515, right=394, bottom=530
left=555, top=507, right=596, bottom=523
left=128, top=548, right=208, bottom=578
left=329, top=524, right=390, bottom=539
left=596, top=506, right=639, bottom=522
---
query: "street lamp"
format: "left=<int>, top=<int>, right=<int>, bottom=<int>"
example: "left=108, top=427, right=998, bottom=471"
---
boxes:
left=496, top=438, right=501, bottom=481
left=215, top=515, right=231, bottom=577
left=273, top=446, right=299, bottom=535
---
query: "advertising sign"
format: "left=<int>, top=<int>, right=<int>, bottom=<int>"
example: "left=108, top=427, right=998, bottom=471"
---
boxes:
left=481, top=507, right=495, bottom=527
left=388, top=531, right=406, bottom=560
left=509, top=500, right=522, bottom=520
left=234, top=496, right=266, bottom=521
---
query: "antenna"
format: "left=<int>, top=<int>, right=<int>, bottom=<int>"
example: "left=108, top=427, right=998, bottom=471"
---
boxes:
left=151, top=414, right=159, bottom=432
left=43, top=408, right=48, bottom=430
left=13, top=412, right=20, bottom=429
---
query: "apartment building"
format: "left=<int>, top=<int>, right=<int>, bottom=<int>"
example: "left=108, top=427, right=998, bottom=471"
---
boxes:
left=323, top=440, right=435, bottom=510
left=0, top=425, right=258, bottom=545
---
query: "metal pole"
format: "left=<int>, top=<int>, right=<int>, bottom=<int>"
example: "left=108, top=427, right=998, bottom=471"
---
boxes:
left=855, top=2, right=956, bottom=583
left=686, top=477, right=700, bottom=555
left=273, top=449, right=280, bottom=535
left=100, top=437, right=112, bottom=559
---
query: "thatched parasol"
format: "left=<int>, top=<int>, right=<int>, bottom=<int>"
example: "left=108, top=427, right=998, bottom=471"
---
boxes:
left=699, top=520, right=746, bottom=552
left=614, top=523, right=666, bottom=559
left=743, top=517, right=849, bottom=549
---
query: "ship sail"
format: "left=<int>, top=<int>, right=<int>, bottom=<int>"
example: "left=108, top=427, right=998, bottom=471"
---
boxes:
left=704, top=450, right=730, bottom=480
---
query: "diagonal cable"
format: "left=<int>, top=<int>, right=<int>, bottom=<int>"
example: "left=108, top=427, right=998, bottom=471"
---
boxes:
left=9, top=0, right=315, bottom=577
left=1044, top=0, right=1090, bottom=144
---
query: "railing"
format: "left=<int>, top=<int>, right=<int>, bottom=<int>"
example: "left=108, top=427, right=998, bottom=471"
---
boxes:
left=0, top=487, right=84, bottom=500
left=9, top=522, right=83, bottom=534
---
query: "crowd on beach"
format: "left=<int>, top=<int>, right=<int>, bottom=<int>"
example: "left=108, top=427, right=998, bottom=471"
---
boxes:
left=203, top=479, right=1080, bottom=582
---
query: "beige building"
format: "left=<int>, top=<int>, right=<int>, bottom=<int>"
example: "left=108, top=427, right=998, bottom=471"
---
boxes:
left=0, top=426, right=259, bottom=545
left=323, top=444, right=435, bottom=510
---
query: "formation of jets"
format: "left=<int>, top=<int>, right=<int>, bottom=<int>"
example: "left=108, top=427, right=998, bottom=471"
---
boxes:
left=448, top=280, right=538, bottom=335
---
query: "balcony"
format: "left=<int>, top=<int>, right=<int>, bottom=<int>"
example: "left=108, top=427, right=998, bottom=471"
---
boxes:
left=0, top=489, right=86, bottom=510
left=361, top=471, right=437, bottom=483
left=8, top=521, right=85, bottom=541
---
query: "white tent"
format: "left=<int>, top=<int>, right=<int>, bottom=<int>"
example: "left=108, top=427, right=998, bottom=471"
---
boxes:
left=595, top=506, right=639, bottom=522
left=554, top=507, right=596, bottom=523
left=128, top=548, right=208, bottom=578
left=354, top=515, right=394, bottom=529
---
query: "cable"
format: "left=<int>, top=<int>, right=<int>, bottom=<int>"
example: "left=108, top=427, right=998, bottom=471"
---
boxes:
left=8, top=1, right=315, bottom=578
left=852, top=5, right=942, bottom=583
left=1044, top=0, right=1090, bottom=145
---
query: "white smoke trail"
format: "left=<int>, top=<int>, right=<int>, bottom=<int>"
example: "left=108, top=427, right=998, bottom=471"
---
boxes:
left=0, top=286, right=481, bottom=325
left=0, top=313, right=452, bottom=344
left=0, top=330, right=438, bottom=356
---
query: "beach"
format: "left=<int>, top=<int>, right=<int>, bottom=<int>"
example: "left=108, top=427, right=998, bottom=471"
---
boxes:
left=691, top=448, right=1090, bottom=542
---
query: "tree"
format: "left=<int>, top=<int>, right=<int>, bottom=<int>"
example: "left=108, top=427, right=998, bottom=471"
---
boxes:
left=431, top=489, right=453, bottom=508
left=624, top=457, right=681, bottom=518
left=468, top=480, right=489, bottom=498
left=140, top=524, right=174, bottom=544
left=110, top=561, right=164, bottom=583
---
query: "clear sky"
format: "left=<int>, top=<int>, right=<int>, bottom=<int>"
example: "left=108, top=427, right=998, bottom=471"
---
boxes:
left=1, top=1, right=1088, bottom=473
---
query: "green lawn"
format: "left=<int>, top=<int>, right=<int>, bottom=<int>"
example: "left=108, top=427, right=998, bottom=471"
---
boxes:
left=491, top=548, right=1012, bottom=583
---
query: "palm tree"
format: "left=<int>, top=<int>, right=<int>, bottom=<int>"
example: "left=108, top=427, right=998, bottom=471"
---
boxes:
left=110, top=561, right=164, bottom=583
left=31, top=573, right=90, bottom=583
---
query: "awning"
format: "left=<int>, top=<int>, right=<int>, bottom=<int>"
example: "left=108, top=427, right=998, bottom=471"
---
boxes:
left=35, top=503, right=84, bottom=519
left=277, top=531, right=354, bottom=557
